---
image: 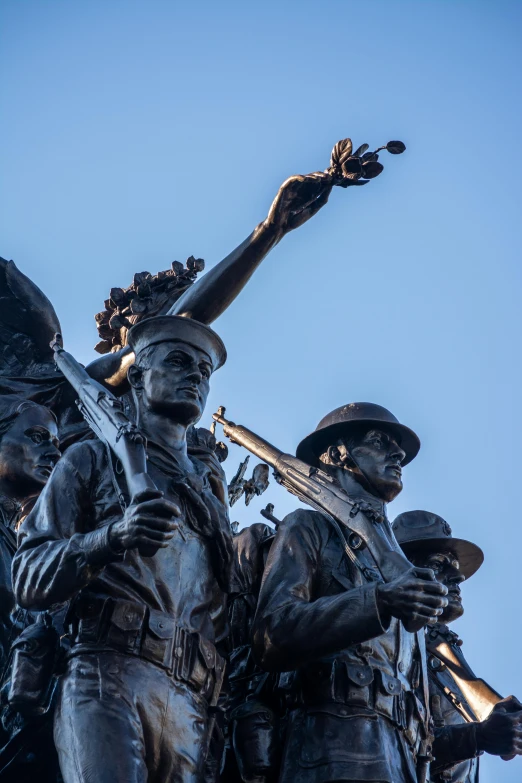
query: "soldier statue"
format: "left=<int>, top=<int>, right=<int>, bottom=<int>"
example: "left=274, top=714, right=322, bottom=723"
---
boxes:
left=0, top=396, right=60, bottom=673
left=393, top=510, right=522, bottom=782
left=0, top=395, right=61, bottom=782
left=13, top=316, right=233, bottom=783
left=252, top=402, right=449, bottom=783
left=226, top=520, right=281, bottom=783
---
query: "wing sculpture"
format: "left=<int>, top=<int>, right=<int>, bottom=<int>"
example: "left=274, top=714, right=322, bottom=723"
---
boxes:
left=0, top=258, right=61, bottom=378
left=0, top=257, right=65, bottom=410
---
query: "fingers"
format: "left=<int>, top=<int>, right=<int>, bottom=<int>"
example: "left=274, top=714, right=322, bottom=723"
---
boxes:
left=133, top=488, right=164, bottom=504
left=132, top=515, right=178, bottom=533
left=406, top=592, right=449, bottom=609
left=495, top=696, right=522, bottom=712
left=412, top=567, right=437, bottom=582
left=133, top=529, right=176, bottom=550
left=134, top=498, right=181, bottom=518
left=287, top=188, right=332, bottom=230
left=409, top=575, right=448, bottom=595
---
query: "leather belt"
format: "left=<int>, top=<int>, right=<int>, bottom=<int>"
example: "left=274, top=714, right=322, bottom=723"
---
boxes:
left=298, top=659, right=425, bottom=739
left=67, top=595, right=225, bottom=705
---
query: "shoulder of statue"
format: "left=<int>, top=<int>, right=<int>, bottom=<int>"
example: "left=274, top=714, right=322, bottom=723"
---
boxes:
left=278, top=508, right=333, bottom=551
left=57, top=437, right=108, bottom=489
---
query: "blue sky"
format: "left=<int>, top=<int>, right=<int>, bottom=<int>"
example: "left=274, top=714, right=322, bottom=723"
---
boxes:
left=1, top=2, right=521, bottom=779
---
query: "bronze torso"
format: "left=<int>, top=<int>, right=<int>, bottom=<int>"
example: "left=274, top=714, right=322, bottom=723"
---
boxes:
left=14, top=438, right=230, bottom=646
left=253, top=507, right=428, bottom=783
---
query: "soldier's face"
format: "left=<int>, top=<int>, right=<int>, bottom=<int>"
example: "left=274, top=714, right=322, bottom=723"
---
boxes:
left=417, top=550, right=464, bottom=623
left=0, top=406, right=60, bottom=501
left=346, top=428, right=406, bottom=502
left=139, top=341, right=212, bottom=425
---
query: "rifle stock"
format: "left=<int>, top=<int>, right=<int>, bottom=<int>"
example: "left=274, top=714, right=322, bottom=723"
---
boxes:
left=427, top=629, right=503, bottom=723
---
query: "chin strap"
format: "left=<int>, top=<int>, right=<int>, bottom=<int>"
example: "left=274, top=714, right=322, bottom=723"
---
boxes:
left=344, top=447, right=386, bottom=503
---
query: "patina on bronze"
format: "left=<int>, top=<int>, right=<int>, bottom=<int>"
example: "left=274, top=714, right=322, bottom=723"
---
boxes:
left=0, top=396, right=61, bottom=783
left=0, top=135, right=412, bottom=782
left=393, top=510, right=522, bottom=782
left=242, top=402, right=448, bottom=783
left=13, top=316, right=233, bottom=783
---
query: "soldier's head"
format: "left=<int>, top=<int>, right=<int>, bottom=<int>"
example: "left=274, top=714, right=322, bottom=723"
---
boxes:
left=393, top=510, right=484, bottom=623
left=127, top=316, right=226, bottom=427
left=296, top=403, right=420, bottom=503
left=0, top=397, right=60, bottom=502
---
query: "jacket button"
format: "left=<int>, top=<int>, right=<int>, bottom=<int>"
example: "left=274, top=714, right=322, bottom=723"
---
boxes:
left=339, top=709, right=347, bottom=716
left=398, top=662, right=405, bottom=673
left=175, top=647, right=182, bottom=657
left=357, top=672, right=364, bottom=679
left=159, top=622, right=164, bottom=629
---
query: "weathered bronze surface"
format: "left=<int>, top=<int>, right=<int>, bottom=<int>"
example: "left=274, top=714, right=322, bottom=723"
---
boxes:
left=393, top=511, right=522, bottom=781
left=1, top=134, right=519, bottom=783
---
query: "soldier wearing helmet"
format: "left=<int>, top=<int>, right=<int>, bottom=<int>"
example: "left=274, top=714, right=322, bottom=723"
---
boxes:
left=393, top=511, right=522, bottom=782
left=252, top=402, right=448, bottom=783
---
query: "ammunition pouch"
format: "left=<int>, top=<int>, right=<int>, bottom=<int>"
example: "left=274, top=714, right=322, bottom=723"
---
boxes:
left=68, top=596, right=225, bottom=705
left=230, top=700, right=281, bottom=783
left=7, top=615, right=60, bottom=717
left=299, top=660, right=425, bottom=749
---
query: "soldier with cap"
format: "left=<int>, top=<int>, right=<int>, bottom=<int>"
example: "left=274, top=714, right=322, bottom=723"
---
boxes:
left=393, top=510, right=522, bottom=782
left=12, top=315, right=233, bottom=783
left=252, top=402, right=449, bottom=783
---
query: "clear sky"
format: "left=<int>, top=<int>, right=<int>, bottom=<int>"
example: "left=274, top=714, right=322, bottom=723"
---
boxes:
left=1, top=2, right=521, bottom=779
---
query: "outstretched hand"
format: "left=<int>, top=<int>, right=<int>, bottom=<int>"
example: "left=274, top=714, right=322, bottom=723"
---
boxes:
left=264, top=172, right=334, bottom=235
left=263, top=137, right=405, bottom=238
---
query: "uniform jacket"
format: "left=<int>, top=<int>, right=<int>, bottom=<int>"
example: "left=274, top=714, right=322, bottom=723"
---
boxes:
left=252, top=507, right=428, bottom=783
left=12, top=439, right=232, bottom=648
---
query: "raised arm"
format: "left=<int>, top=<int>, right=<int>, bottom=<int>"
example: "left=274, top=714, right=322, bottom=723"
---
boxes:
left=169, top=172, right=333, bottom=323
left=85, top=172, right=333, bottom=387
left=86, top=136, right=399, bottom=387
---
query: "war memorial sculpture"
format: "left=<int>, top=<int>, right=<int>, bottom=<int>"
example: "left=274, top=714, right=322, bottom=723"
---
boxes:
left=0, top=136, right=520, bottom=783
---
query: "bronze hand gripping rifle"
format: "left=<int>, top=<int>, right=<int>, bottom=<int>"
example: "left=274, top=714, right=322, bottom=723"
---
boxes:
left=50, top=334, right=162, bottom=556
left=213, top=407, right=426, bottom=633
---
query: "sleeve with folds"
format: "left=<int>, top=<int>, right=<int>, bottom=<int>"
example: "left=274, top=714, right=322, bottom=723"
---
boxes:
left=13, top=441, right=124, bottom=611
left=252, top=508, right=390, bottom=672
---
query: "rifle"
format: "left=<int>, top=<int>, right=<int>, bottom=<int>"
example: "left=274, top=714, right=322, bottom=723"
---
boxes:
left=426, top=625, right=519, bottom=762
left=212, top=407, right=429, bottom=634
left=50, top=334, right=162, bottom=555
left=426, top=625, right=502, bottom=723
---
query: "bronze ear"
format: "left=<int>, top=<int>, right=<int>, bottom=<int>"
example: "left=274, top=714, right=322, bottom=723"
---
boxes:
left=127, top=363, right=143, bottom=390
left=323, top=444, right=342, bottom=467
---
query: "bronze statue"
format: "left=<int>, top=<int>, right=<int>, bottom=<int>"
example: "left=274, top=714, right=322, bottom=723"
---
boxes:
left=226, top=520, right=280, bottom=783
left=393, top=510, right=522, bottom=782
left=249, top=402, right=447, bottom=783
left=0, top=396, right=60, bottom=675
left=85, top=137, right=404, bottom=390
left=12, top=316, right=232, bottom=782
left=0, top=396, right=61, bottom=782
